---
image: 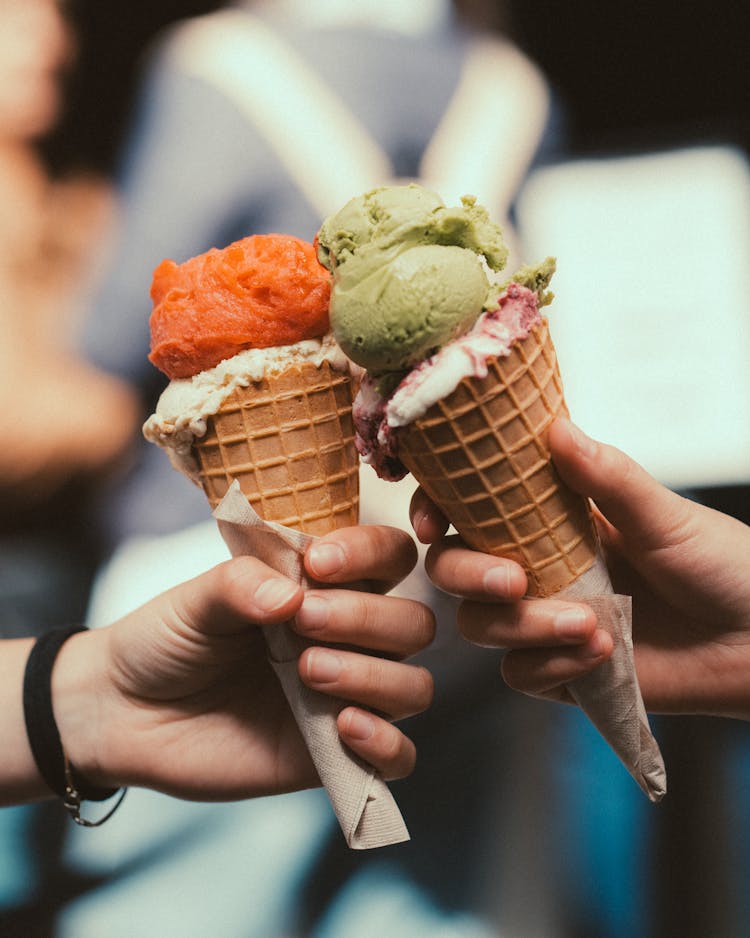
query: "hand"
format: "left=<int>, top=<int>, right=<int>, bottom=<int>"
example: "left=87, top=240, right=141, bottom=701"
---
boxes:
left=411, top=417, right=750, bottom=721
left=53, top=524, right=435, bottom=801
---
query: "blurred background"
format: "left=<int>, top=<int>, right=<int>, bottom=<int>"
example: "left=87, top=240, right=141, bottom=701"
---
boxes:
left=1, top=0, right=749, bottom=936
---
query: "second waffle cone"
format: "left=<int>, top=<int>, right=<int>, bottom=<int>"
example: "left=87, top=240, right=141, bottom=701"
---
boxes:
left=194, top=361, right=359, bottom=535
left=398, top=320, right=597, bottom=596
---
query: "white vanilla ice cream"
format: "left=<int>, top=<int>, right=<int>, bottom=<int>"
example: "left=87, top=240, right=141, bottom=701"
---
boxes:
left=143, top=333, right=350, bottom=481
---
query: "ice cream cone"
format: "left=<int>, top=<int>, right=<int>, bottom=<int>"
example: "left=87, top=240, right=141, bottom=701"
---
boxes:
left=194, top=360, right=359, bottom=535
left=398, top=319, right=598, bottom=596
left=398, top=318, right=665, bottom=800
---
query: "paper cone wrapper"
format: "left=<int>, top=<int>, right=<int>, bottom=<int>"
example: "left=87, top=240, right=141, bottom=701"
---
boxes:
left=194, top=361, right=360, bottom=535
left=194, top=362, right=406, bottom=847
left=214, top=484, right=409, bottom=848
left=398, top=320, right=666, bottom=801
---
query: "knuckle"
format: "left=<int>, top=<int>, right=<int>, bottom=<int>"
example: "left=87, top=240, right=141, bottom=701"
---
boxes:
left=604, top=440, right=632, bottom=482
left=212, top=557, right=243, bottom=595
left=411, top=666, right=434, bottom=711
left=456, top=603, right=479, bottom=641
left=349, top=592, right=380, bottom=637
left=457, top=602, right=499, bottom=646
left=328, top=591, right=378, bottom=640
left=380, top=729, right=413, bottom=778
left=383, top=729, right=404, bottom=764
left=390, top=736, right=416, bottom=778
left=407, top=604, right=436, bottom=653
left=360, top=593, right=391, bottom=640
left=500, top=652, right=525, bottom=692
left=423, top=539, right=450, bottom=585
left=363, top=524, right=418, bottom=572
left=363, top=654, right=387, bottom=694
left=212, top=557, right=258, bottom=609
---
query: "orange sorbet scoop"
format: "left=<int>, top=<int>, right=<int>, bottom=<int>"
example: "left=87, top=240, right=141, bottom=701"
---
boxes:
left=149, top=234, right=331, bottom=379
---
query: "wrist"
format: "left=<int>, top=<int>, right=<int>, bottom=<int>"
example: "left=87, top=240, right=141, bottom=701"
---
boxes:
left=51, top=628, right=121, bottom=791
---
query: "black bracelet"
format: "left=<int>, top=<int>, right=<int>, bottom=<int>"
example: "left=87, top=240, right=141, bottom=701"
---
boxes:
left=23, top=626, right=126, bottom=826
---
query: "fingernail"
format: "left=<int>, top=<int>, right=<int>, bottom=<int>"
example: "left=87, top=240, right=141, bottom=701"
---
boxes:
left=306, top=648, right=343, bottom=683
left=553, top=605, right=589, bottom=639
left=254, top=578, right=299, bottom=612
left=483, top=565, right=511, bottom=596
left=307, top=542, right=346, bottom=578
left=565, top=419, right=597, bottom=457
left=295, top=594, right=329, bottom=633
left=343, top=709, right=375, bottom=740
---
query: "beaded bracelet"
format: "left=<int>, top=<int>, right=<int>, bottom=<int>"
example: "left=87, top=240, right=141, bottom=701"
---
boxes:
left=23, top=626, right=126, bottom=826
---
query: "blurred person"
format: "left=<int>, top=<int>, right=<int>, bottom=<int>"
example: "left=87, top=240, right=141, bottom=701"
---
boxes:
left=0, top=0, right=139, bottom=642
left=415, top=418, right=750, bottom=934
left=3, top=528, right=434, bottom=807
left=0, top=0, right=138, bottom=513
left=68, top=2, right=750, bottom=935
left=0, top=3, right=140, bottom=932
left=80, top=0, right=557, bottom=546
left=414, top=417, right=750, bottom=721
left=63, top=2, right=569, bottom=937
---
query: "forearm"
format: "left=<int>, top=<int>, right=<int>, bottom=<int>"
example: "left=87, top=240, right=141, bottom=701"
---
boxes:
left=0, top=638, right=49, bottom=805
left=0, top=629, right=116, bottom=808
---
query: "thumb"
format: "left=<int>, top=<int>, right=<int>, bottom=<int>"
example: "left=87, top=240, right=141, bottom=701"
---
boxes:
left=549, top=418, right=691, bottom=549
left=171, top=556, right=305, bottom=636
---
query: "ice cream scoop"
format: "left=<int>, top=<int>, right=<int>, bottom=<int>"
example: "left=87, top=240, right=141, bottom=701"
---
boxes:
left=316, top=186, right=666, bottom=802
left=143, top=232, right=357, bottom=531
left=142, top=232, right=405, bottom=849
left=317, top=184, right=508, bottom=372
left=149, top=233, right=331, bottom=380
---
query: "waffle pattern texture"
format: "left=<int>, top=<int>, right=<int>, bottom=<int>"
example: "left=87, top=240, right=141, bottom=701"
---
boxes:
left=399, top=320, right=597, bottom=596
left=195, top=361, right=359, bottom=534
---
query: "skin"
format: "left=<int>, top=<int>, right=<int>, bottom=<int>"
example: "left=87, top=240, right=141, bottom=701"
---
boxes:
left=411, top=416, right=750, bottom=721
left=1, top=524, right=435, bottom=806
left=0, top=0, right=72, bottom=140
left=0, top=0, right=140, bottom=507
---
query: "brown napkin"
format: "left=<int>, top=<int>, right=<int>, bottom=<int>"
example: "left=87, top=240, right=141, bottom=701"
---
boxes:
left=560, top=554, right=666, bottom=801
left=213, top=482, right=409, bottom=849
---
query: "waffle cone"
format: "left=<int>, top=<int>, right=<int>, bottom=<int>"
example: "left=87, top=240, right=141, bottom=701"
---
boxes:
left=194, top=361, right=359, bottom=535
left=399, top=319, right=597, bottom=597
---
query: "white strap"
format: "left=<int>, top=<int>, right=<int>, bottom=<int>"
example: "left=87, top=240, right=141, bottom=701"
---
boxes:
left=167, top=11, right=548, bottom=225
left=167, top=10, right=392, bottom=219
left=253, top=0, right=451, bottom=36
left=420, top=38, right=550, bottom=217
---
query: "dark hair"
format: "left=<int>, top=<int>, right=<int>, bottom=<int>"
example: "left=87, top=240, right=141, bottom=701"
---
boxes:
left=40, top=0, right=224, bottom=177
left=452, top=0, right=515, bottom=37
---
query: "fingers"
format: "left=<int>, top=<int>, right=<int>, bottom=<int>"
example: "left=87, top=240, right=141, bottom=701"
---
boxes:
left=294, top=590, right=435, bottom=658
left=549, top=418, right=692, bottom=549
left=298, top=645, right=430, bottom=777
left=458, top=598, right=597, bottom=648
left=409, top=487, right=450, bottom=543
left=298, top=647, right=434, bottom=721
left=337, top=708, right=417, bottom=780
left=455, top=590, right=604, bottom=703
left=295, top=548, right=434, bottom=782
left=169, top=556, right=304, bottom=636
left=303, top=524, right=418, bottom=592
left=501, top=630, right=614, bottom=702
left=424, top=537, right=527, bottom=602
